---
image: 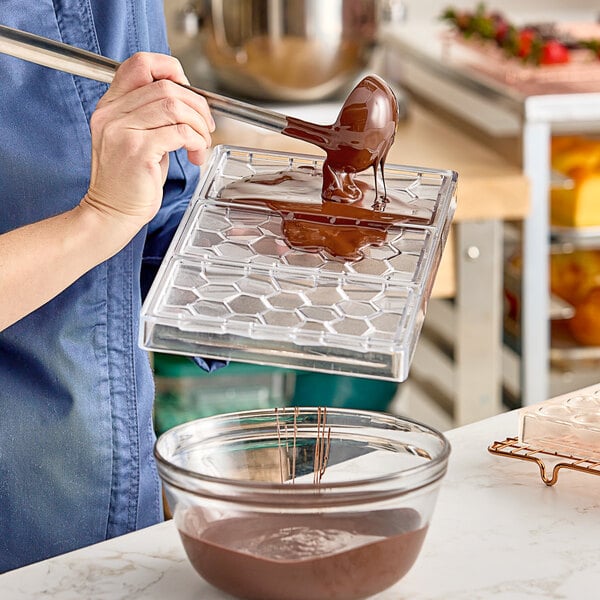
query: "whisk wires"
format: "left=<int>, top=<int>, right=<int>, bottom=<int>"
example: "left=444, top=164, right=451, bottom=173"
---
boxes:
left=275, top=407, right=331, bottom=485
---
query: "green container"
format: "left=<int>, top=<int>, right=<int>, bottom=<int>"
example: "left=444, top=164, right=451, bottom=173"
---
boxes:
left=153, top=354, right=399, bottom=435
left=153, top=354, right=294, bottom=434
left=291, top=372, right=398, bottom=412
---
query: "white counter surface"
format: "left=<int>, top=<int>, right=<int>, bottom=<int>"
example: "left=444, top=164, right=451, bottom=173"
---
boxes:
left=2, top=407, right=599, bottom=599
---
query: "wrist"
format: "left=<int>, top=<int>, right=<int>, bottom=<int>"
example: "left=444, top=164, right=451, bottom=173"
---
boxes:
left=73, top=197, right=145, bottom=262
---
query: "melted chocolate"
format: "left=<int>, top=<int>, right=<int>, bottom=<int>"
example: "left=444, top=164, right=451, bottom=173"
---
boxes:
left=218, top=167, right=432, bottom=260
left=179, top=508, right=427, bottom=600
left=283, top=74, right=399, bottom=203
left=218, top=74, right=405, bottom=259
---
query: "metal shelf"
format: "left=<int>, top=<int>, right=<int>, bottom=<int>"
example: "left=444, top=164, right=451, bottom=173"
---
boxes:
left=384, top=22, right=600, bottom=406
left=551, top=227, right=600, bottom=249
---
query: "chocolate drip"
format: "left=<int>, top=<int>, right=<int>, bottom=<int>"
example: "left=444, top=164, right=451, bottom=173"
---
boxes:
left=283, top=74, right=399, bottom=203
left=218, top=75, right=405, bottom=260
left=218, top=167, right=431, bottom=260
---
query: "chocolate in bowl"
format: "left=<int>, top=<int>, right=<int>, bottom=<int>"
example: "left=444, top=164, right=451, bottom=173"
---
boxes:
left=154, top=408, right=450, bottom=600
left=179, top=510, right=427, bottom=600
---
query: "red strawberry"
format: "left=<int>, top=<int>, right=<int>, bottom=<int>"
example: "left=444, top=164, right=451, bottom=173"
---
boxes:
left=517, top=28, right=536, bottom=58
left=494, top=20, right=510, bottom=45
left=540, top=40, right=570, bottom=65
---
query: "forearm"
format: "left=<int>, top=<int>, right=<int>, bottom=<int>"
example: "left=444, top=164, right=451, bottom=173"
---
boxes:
left=0, top=203, right=137, bottom=331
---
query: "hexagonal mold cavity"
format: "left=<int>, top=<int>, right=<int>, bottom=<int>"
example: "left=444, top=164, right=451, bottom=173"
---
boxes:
left=298, top=306, right=340, bottom=323
left=229, top=212, right=267, bottom=228
left=214, top=242, right=256, bottom=260
left=235, top=276, right=277, bottom=297
left=305, top=286, right=346, bottom=306
left=283, top=252, right=326, bottom=269
left=332, top=318, right=374, bottom=337
left=343, top=286, right=381, bottom=304
left=364, top=244, right=399, bottom=261
left=259, top=219, right=283, bottom=236
left=191, top=230, right=225, bottom=250
left=171, top=266, right=207, bottom=290
left=250, top=237, right=290, bottom=257
left=267, top=291, right=307, bottom=310
left=196, top=283, right=239, bottom=302
left=337, top=300, right=377, bottom=318
left=370, top=312, right=402, bottom=334
left=197, top=212, right=232, bottom=233
left=227, top=295, right=269, bottom=315
left=373, top=290, right=411, bottom=313
left=190, top=299, right=231, bottom=320
left=388, top=253, right=420, bottom=275
left=347, top=257, right=393, bottom=277
left=228, top=227, right=263, bottom=242
left=263, top=310, right=305, bottom=328
left=165, top=288, right=198, bottom=307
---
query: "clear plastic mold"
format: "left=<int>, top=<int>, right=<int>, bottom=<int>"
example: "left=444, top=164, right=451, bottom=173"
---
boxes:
left=140, top=146, right=457, bottom=381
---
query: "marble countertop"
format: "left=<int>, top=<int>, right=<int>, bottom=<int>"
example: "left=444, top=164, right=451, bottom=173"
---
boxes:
left=2, top=404, right=599, bottom=599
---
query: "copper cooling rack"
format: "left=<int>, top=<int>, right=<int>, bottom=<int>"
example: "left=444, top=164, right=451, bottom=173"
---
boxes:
left=488, top=437, right=600, bottom=486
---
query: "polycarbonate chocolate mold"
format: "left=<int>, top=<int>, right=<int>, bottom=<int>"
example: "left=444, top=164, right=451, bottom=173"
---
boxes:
left=140, top=146, right=457, bottom=381
left=519, top=390, right=600, bottom=460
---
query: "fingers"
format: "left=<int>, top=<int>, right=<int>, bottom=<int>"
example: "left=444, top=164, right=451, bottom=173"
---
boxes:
left=142, top=123, right=209, bottom=165
left=107, top=52, right=190, bottom=95
left=97, top=52, right=215, bottom=146
left=105, top=53, right=216, bottom=131
left=99, top=78, right=215, bottom=133
left=132, top=99, right=211, bottom=164
left=96, top=92, right=212, bottom=152
left=138, top=95, right=213, bottom=149
left=95, top=112, right=210, bottom=168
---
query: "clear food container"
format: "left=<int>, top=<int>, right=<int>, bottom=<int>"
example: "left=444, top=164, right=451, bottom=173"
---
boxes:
left=154, top=407, right=451, bottom=600
left=519, top=389, right=600, bottom=460
left=140, top=146, right=457, bottom=381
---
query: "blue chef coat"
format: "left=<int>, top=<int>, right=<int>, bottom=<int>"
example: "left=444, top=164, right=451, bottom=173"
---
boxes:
left=0, top=0, right=213, bottom=571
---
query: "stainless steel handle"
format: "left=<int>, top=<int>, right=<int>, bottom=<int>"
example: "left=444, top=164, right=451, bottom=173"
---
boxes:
left=0, top=24, right=288, bottom=132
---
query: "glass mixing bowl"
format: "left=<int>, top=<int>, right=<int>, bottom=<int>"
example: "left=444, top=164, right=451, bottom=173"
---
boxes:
left=154, top=407, right=450, bottom=600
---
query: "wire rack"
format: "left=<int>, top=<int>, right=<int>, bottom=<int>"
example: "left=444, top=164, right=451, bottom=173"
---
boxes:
left=488, top=437, right=600, bottom=486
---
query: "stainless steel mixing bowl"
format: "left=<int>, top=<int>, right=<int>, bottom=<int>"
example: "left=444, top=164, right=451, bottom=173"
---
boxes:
left=182, top=0, right=404, bottom=101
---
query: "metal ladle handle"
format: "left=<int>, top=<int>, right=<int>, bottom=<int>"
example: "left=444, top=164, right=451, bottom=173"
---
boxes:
left=0, top=24, right=288, bottom=132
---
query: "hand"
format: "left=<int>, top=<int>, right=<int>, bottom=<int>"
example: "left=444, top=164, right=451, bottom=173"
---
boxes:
left=82, top=52, right=215, bottom=235
left=0, top=52, right=217, bottom=330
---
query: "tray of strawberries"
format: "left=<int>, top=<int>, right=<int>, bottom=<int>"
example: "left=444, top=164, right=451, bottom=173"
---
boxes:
left=440, top=4, right=600, bottom=90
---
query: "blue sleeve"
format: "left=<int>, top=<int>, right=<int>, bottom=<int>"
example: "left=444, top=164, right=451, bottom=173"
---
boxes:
left=140, top=149, right=199, bottom=299
left=141, top=155, right=229, bottom=375
left=91, top=0, right=225, bottom=373
left=91, top=0, right=171, bottom=59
